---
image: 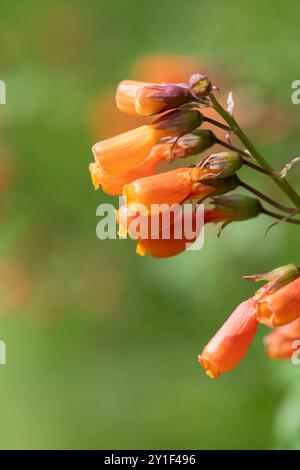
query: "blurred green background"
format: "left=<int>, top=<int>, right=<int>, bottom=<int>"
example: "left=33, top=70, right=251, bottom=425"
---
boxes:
left=0, top=0, right=300, bottom=450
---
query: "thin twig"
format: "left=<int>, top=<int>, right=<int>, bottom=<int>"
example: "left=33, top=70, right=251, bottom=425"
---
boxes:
left=216, top=138, right=251, bottom=158
left=203, top=116, right=234, bottom=132
left=261, top=207, right=300, bottom=226
left=243, top=159, right=278, bottom=177
left=238, top=178, right=297, bottom=215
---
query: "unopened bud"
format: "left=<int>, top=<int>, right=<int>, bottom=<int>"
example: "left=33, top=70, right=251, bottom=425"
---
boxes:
left=136, top=84, right=191, bottom=116
left=201, top=174, right=239, bottom=198
left=188, top=73, right=212, bottom=98
left=211, top=195, right=262, bottom=222
left=152, top=109, right=203, bottom=134
left=199, top=151, right=242, bottom=179
left=164, top=129, right=216, bottom=158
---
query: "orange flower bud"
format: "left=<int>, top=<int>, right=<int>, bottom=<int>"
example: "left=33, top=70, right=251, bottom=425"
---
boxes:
left=92, top=125, right=172, bottom=176
left=256, top=276, right=300, bottom=327
left=89, top=129, right=217, bottom=195
left=135, top=208, right=231, bottom=258
left=115, top=204, right=142, bottom=238
left=135, top=84, right=190, bottom=116
left=136, top=237, right=189, bottom=258
left=136, top=210, right=200, bottom=258
left=264, top=329, right=294, bottom=360
left=89, top=143, right=170, bottom=195
left=123, top=167, right=212, bottom=212
left=264, top=317, right=300, bottom=360
left=116, top=80, right=148, bottom=115
left=116, top=204, right=229, bottom=242
left=116, top=204, right=165, bottom=240
left=276, top=316, right=300, bottom=339
left=165, top=129, right=216, bottom=158
left=198, top=298, right=258, bottom=378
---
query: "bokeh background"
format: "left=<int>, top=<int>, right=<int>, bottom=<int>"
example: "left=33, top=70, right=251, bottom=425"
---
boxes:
left=0, top=0, right=300, bottom=450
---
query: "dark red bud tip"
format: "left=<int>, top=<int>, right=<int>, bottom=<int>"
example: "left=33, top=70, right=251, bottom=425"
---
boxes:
left=188, top=73, right=212, bottom=98
left=192, top=129, right=216, bottom=148
left=152, top=109, right=203, bottom=134
left=163, top=129, right=216, bottom=158
left=136, top=85, right=191, bottom=116
left=211, top=174, right=240, bottom=195
left=196, top=175, right=239, bottom=200
left=140, top=84, right=190, bottom=102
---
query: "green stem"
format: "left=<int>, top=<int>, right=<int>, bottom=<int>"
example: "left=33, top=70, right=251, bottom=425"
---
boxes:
left=203, top=116, right=233, bottom=132
left=238, top=178, right=296, bottom=214
left=217, top=138, right=280, bottom=176
left=209, top=93, right=300, bottom=211
left=261, top=207, right=300, bottom=225
left=216, top=138, right=251, bottom=158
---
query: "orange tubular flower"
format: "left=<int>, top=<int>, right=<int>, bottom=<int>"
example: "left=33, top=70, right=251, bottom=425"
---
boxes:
left=136, top=213, right=201, bottom=258
left=256, top=277, right=300, bottom=327
left=89, top=143, right=170, bottom=195
left=264, top=317, right=300, bottom=360
left=135, top=208, right=231, bottom=258
left=92, top=125, right=173, bottom=176
left=123, top=167, right=216, bottom=212
left=89, top=129, right=218, bottom=195
left=275, top=316, right=300, bottom=339
left=115, top=204, right=142, bottom=238
left=198, top=298, right=258, bottom=378
left=116, top=203, right=167, bottom=240
left=116, top=80, right=148, bottom=115
left=92, top=109, right=203, bottom=176
left=116, top=205, right=231, bottom=243
left=137, top=236, right=191, bottom=259
left=264, top=330, right=295, bottom=360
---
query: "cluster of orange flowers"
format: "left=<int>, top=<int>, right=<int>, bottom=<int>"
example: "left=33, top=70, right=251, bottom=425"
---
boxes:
left=89, top=71, right=300, bottom=378
left=89, top=75, right=263, bottom=257
left=199, top=266, right=300, bottom=378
